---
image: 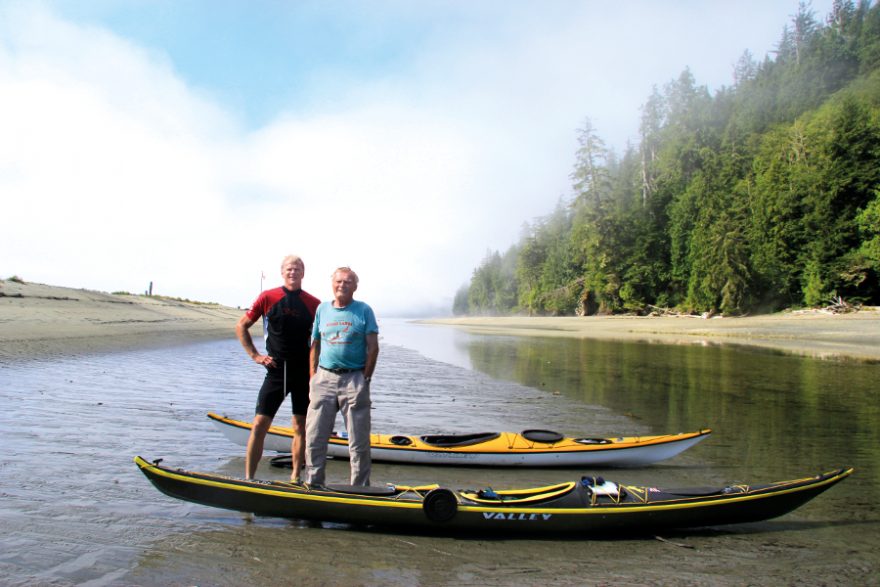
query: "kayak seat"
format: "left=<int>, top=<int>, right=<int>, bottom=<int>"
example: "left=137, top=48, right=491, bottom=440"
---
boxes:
left=390, top=435, right=413, bottom=446
left=522, top=429, right=564, bottom=443
left=420, top=432, right=501, bottom=447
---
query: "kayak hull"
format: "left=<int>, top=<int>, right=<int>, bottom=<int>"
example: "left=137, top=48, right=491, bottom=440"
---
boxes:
left=134, top=456, right=852, bottom=536
left=207, top=412, right=711, bottom=467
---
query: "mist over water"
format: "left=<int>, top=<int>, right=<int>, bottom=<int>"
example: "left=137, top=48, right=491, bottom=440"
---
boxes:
left=1, top=320, right=877, bottom=585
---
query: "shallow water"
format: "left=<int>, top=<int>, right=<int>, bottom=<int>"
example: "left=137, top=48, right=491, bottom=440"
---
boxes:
left=0, top=319, right=877, bottom=586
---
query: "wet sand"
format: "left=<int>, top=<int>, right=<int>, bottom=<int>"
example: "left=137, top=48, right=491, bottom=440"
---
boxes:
left=2, top=280, right=877, bottom=585
left=422, top=310, right=880, bottom=362
left=0, top=279, right=247, bottom=361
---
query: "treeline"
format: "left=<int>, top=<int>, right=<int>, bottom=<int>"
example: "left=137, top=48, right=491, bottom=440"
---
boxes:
left=456, top=1, right=880, bottom=316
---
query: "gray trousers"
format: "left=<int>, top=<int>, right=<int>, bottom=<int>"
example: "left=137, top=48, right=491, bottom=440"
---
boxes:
left=304, top=369, right=372, bottom=486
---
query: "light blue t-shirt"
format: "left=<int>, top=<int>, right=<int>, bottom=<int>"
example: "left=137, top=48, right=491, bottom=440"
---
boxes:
left=312, top=300, right=379, bottom=370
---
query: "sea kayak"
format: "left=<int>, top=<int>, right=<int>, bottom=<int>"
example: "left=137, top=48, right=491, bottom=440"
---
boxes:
left=134, top=456, right=852, bottom=536
left=207, top=412, right=711, bottom=467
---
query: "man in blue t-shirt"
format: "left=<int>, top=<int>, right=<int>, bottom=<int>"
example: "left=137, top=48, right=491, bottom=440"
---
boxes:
left=304, top=266, right=379, bottom=487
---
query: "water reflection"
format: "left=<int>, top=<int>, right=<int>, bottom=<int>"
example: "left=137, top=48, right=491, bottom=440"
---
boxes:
left=379, top=318, right=474, bottom=370
left=459, top=333, right=880, bottom=485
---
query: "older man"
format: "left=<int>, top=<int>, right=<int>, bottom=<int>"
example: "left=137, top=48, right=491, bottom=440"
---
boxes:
left=305, top=267, right=379, bottom=487
left=236, top=254, right=320, bottom=481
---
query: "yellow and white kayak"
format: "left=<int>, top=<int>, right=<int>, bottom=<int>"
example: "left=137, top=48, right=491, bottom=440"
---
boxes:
left=207, top=412, right=711, bottom=467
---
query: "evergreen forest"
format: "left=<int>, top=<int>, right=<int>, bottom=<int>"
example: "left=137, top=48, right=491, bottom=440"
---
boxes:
left=455, top=1, right=880, bottom=317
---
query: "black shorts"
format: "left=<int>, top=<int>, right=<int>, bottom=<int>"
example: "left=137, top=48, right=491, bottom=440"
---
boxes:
left=255, top=361, right=310, bottom=417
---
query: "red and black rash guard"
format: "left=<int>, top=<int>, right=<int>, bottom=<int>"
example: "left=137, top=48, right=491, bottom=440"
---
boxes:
left=245, top=287, right=320, bottom=365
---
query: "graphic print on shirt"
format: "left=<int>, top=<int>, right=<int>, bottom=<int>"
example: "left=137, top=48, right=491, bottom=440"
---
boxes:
left=323, top=321, right=354, bottom=345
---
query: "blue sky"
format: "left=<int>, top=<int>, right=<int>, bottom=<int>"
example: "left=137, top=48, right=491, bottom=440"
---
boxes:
left=48, top=2, right=480, bottom=127
left=0, top=1, right=835, bottom=315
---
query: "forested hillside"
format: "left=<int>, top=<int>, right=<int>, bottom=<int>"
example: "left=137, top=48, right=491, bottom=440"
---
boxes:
left=456, top=1, right=880, bottom=316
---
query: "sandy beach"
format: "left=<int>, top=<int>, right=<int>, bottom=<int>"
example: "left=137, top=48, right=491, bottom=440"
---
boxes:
left=2, top=279, right=879, bottom=362
left=422, top=309, right=880, bottom=362
left=3, top=279, right=878, bottom=586
left=0, top=279, right=248, bottom=362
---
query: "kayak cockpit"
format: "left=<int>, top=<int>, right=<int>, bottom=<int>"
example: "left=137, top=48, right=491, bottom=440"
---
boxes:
left=460, top=481, right=579, bottom=504
left=419, top=432, right=501, bottom=447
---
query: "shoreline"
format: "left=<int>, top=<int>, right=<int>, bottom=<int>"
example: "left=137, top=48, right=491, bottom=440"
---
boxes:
left=0, top=280, right=248, bottom=362
left=420, top=310, right=880, bottom=362
left=3, top=280, right=879, bottom=363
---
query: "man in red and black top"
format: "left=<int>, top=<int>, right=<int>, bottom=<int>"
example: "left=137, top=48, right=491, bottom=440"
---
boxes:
left=236, top=254, right=320, bottom=480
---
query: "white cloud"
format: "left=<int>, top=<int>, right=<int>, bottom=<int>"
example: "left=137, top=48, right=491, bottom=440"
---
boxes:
left=1, top=1, right=834, bottom=315
left=0, top=5, right=483, bottom=314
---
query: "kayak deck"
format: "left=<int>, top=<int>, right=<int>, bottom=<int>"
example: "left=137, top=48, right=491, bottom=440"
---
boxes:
left=207, top=411, right=712, bottom=467
left=135, top=456, right=853, bottom=536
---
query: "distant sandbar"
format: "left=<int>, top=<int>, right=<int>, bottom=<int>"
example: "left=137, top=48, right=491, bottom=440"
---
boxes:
left=0, top=280, right=246, bottom=362
left=420, top=311, right=880, bottom=362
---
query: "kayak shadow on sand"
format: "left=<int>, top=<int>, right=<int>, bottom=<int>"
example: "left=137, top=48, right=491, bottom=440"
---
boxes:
left=289, top=517, right=869, bottom=542
left=651, top=517, right=875, bottom=540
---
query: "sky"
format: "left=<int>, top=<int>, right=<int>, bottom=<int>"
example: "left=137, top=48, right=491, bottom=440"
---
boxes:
left=0, top=0, right=836, bottom=316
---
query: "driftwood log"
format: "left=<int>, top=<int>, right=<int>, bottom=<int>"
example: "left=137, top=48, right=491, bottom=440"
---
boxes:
left=822, top=296, right=860, bottom=314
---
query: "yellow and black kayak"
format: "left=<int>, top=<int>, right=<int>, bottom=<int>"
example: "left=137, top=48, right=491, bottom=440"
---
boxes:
left=207, top=412, right=711, bottom=468
left=134, top=456, right=852, bottom=535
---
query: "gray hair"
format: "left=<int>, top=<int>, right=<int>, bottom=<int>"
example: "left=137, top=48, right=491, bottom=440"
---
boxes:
left=333, top=266, right=359, bottom=284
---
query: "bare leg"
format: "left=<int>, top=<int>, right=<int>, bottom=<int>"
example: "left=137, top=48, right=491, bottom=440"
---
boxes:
left=291, top=414, right=306, bottom=482
left=245, top=414, right=273, bottom=479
